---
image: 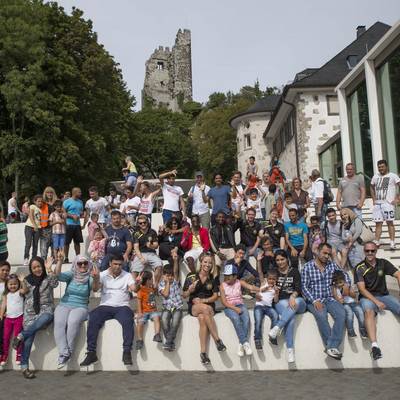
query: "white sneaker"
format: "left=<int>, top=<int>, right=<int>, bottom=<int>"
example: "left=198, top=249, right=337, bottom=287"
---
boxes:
left=390, top=241, right=396, bottom=250
left=243, top=342, right=253, bottom=356
left=23, top=258, right=29, bottom=266
left=326, top=348, right=342, bottom=360
left=268, top=325, right=282, bottom=340
left=237, top=344, right=244, bottom=357
left=287, top=348, right=295, bottom=363
left=0, top=361, right=6, bottom=366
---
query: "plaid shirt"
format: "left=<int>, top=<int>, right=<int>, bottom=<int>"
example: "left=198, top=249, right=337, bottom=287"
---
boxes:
left=301, top=260, right=350, bottom=304
left=158, top=279, right=183, bottom=311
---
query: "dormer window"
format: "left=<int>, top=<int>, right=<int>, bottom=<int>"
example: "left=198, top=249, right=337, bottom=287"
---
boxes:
left=346, top=55, right=359, bottom=70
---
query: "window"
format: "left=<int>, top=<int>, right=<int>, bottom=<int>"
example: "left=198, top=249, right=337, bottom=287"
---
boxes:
left=346, top=55, right=359, bottom=70
left=327, top=95, right=339, bottom=115
left=157, top=61, right=164, bottom=70
left=244, top=134, right=252, bottom=149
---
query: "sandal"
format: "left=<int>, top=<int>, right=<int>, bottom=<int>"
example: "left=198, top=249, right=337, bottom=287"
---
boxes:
left=22, top=369, right=35, bottom=379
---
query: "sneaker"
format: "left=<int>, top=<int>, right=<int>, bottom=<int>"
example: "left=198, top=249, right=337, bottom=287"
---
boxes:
left=200, top=352, right=210, bottom=365
left=57, top=355, right=70, bottom=369
left=153, top=333, right=162, bottom=343
left=359, top=328, right=368, bottom=340
left=12, top=335, right=23, bottom=350
left=0, top=360, right=6, bottom=366
left=373, top=239, right=381, bottom=247
left=325, top=348, right=342, bottom=360
left=80, top=351, right=98, bottom=367
left=269, top=336, right=278, bottom=346
left=269, top=325, right=282, bottom=340
left=23, top=258, right=29, bottom=266
left=122, top=351, right=133, bottom=365
left=390, top=241, right=396, bottom=250
left=287, top=348, right=295, bottom=363
left=371, top=346, right=382, bottom=360
left=255, top=339, right=263, bottom=350
left=237, top=344, right=244, bottom=357
left=22, top=368, right=35, bottom=379
left=348, top=329, right=357, bottom=338
left=215, top=339, right=226, bottom=352
left=135, top=340, right=144, bottom=351
left=243, top=342, right=253, bottom=356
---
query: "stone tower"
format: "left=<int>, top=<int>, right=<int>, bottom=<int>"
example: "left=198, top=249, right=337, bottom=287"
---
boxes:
left=142, top=29, right=192, bottom=111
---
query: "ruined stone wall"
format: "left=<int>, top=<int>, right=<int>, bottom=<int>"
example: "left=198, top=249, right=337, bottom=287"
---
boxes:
left=142, top=29, right=192, bottom=111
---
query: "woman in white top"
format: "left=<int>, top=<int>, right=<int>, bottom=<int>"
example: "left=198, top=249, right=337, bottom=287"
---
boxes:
left=134, top=177, right=161, bottom=223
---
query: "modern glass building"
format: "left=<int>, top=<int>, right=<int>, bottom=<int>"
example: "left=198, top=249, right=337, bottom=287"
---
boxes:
left=337, top=20, right=400, bottom=181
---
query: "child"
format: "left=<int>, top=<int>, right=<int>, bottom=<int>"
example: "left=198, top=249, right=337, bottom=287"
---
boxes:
left=220, top=264, right=262, bottom=357
left=49, top=200, right=66, bottom=257
left=136, top=270, right=162, bottom=350
left=246, top=188, right=265, bottom=221
left=85, top=213, right=99, bottom=256
left=332, top=270, right=367, bottom=338
left=253, top=270, right=279, bottom=350
left=308, top=216, right=324, bottom=255
left=158, top=252, right=183, bottom=351
left=282, top=192, right=298, bottom=223
left=264, top=184, right=277, bottom=219
left=88, top=228, right=107, bottom=268
left=0, top=274, right=24, bottom=365
left=246, top=156, right=258, bottom=178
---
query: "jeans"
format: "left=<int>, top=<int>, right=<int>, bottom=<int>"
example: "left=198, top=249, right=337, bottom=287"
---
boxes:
left=315, top=203, right=328, bottom=227
left=347, top=206, right=363, bottom=219
left=21, top=312, right=54, bottom=369
left=360, top=294, right=400, bottom=315
left=54, top=305, right=88, bottom=358
left=87, top=305, right=134, bottom=352
left=162, top=209, right=175, bottom=224
left=198, top=212, right=210, bottom=230
left=343, top=303, right=365, bottom=332
left=274, top=297, right=307, bottom=349
left=161, top=308, right=183, bottom=345
left=254, top=305, right=278, bottom=340
left=224, top=304, right=250, bottom=344
left=24, top=225, right=40, bottom=259
left=40, top=227, right=52, bottom=259
left=307, top=299, right=345, bottom=349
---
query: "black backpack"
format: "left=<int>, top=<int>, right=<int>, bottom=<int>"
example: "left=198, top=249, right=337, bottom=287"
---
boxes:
left=318, top=178, right=334, bottom=204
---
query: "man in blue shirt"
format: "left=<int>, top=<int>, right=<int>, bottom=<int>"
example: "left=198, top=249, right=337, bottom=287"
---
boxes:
left=63, top=187, right=84, bottom=262
left=207, top=173, right=231, bottom=226
left=301, top=242, right=347, bottom=360
left=284, top=208, right=309, bottom=268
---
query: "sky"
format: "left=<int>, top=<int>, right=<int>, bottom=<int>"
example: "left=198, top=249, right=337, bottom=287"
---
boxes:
left=57, top=0, right=400, bottom=109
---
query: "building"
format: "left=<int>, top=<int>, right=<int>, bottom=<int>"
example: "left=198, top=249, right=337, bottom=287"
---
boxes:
left=142, top=29, right=192, bottom=112
left=261, top=22, right=390, bottom=186
left=336, top=20, right=400, bottom=180
left=230, top=95, right=280, bottom=175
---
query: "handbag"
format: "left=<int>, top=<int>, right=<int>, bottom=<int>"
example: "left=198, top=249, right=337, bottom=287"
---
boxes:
left=357, top=218, right=375, bottom=245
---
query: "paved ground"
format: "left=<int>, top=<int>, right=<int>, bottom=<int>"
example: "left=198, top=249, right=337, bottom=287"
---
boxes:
left=1, top=369, right=399, bottom=399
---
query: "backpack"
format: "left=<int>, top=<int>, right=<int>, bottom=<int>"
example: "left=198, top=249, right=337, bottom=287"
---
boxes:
left=318, top=178, right=334, bottom=204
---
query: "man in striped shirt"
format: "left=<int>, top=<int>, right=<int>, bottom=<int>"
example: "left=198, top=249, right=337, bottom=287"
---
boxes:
left=301, top=242, right=348, bottom=360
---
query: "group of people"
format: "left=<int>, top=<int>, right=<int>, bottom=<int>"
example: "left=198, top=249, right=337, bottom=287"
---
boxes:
left=0, top=157, right=399, bottom=378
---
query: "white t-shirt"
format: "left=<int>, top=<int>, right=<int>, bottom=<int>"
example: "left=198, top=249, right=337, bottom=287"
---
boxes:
left=335, top=288, right=355, bottom=304
left=99, top=270, right=135, bottom=307
left=7, top=197, right=17, bottom=214
left=311, top=179, right=324, bottom=204
left=106, top=194, right=121, bottom=208
left=247, top=197, right=263, bottom=219
left=85, top=197, right=109, bottom=224
left=282, top=203, right=298, bottom=223
left=119, top=201, right=127, bottom=214
left=125, top=196, right=141, bottom=216
left=190, top=184, right=210, bottom=215
left=371, top=172, right=400, bottom=204
left=162, top=184, right=184, bottom=212
left=260, top=184, right=269, bottom=209
left=255, top=282, right=275, bottom=307
left=231, top=184, right=246, bottom=212
left=139, top=194, right=155, bottom=215
left=6, top=291, right=24, bottom=318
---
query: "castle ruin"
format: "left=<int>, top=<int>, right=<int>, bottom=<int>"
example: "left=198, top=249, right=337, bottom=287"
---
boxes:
left=142, top=29, right=192, bottom=111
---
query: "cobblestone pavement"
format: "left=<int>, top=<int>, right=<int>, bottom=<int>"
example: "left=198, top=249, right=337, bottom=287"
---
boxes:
left=1, top=369, right=399, bottom=400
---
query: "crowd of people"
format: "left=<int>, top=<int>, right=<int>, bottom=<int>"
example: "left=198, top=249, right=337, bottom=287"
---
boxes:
left=0, top=156, right=399, bottom=378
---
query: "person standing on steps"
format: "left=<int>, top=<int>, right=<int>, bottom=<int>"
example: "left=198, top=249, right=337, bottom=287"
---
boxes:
left=159, top=169, right=185, bottom=224
left=187, top=171, right=211, bottom=229
left=370, top=159, right=400, bottom=250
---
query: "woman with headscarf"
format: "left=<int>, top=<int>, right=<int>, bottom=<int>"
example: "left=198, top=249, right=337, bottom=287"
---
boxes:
left=53, top=252, right=99, bottom=369
left=340, top=208, right=364, bottom=269
left=14, top=256, right=58, bottom=379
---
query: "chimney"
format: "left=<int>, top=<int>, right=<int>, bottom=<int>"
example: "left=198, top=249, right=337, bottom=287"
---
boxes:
left=356, top=25, right=366, bottom=38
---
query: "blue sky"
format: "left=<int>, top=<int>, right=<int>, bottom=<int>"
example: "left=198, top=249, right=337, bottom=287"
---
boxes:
left=57, top=0, right=400, bottom=109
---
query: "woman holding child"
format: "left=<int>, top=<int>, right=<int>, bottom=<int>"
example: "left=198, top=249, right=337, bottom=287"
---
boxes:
left=340, top=208, right=364, bottom=268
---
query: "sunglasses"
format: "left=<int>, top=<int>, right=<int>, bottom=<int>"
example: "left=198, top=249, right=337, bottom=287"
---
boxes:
left=77, top=261, right=89, bottom=266
left=365, top=249, right=376, bottom=254
left=138, top=221, right=147, bottom=225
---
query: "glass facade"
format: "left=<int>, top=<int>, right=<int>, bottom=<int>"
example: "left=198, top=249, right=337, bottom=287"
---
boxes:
left=377, top=45, right=400, bottom=173
left=347, top=82, right=374, bottom=181
left=319, top=138, right=342, bottom=187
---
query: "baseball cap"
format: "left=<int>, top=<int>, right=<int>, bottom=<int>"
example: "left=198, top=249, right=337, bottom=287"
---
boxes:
left=195, top=171, right=204, bottom=177
left=224, top=264, right=238, bottom=275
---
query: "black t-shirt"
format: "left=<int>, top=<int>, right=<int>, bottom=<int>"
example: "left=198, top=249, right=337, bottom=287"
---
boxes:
left=263, top=221, right=285, bottom=249
left=227, top=258, right=259, bottom=281
left=105, top=226, right=132, bottom=256
left=133, top=228, right=158, bottom=253
left=183, top=273, right=220, bottom=306
left=239, top=220, right=262, bottom=247
left=260, top=254, right=276, bottom=275
left=276, top=268, right=302, bottom=300
left=354, top=258, right=398, bottom=297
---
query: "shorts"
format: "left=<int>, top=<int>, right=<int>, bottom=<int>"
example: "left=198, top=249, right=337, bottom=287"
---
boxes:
left=52, top=233, right=65, bottom=249
left=130, top=252, right=163, bottom=273
left=183, top=247, right=204, bottom=263
left=139, top=311, right=161, bottom=324
left=65, top=225, right=83, bottom=245
left=373, top=203, right=395, bottom=222
left=360, top=294, right=400, bottom=316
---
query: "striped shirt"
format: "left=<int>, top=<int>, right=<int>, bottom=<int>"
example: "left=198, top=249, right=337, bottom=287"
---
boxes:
left=0, top=221, right=7, bottom=255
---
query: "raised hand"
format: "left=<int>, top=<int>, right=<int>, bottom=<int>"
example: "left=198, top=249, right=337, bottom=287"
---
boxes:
left=45, top=256, right=54, bottom=273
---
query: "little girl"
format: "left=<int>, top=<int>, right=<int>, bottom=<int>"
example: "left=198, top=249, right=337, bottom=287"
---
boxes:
left=85, top=213, right=100, bottom=256
left=310, top=224, right=324, bottom=255
left=88, top=228, right=107, bottom=268
left=0, top=274, right=24, bottom=365
left=135, top=271, right=162, bottom=350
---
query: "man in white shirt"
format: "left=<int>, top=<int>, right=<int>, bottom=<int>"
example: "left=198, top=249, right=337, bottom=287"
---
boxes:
left=231, top=171, right=246, bottom=219
left=370, top=159, right=400, bottom=250
left=83, top=186, right=109, bottom=226
left=123, top=186, right=141, bottom=226
left=80, top=254, right=137, bottom=367
left=159, top=169, right=185, bottom=223
left=310, top=169, right=326, bottom=223
left=188, top=171, right=210, bottom=228
left=7, top=192, right=18, bottom=223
